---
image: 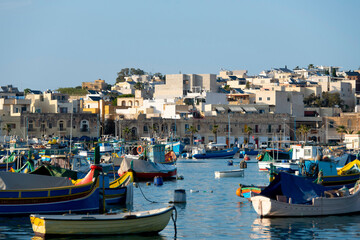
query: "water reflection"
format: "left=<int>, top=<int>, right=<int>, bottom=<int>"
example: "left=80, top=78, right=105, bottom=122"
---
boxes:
left=32, top=235, right=167, bottom=240
left=251, top=215, right=360, bottom=239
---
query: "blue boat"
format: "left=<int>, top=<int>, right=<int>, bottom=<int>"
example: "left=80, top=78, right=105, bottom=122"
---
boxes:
left=0, top=166, right=101, bottom=215
left=193, top=147, right=239, bottom=159
left=240, top=148, right=259, bottom=156
left=165, top=141, right=185, bottom=157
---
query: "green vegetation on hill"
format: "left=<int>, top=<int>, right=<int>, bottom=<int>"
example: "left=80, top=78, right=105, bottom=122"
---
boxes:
left=57, top=87, right=88, bottom=96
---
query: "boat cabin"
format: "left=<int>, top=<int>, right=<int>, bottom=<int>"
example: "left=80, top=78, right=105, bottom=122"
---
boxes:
left=147, top=144, right=166, bottom=163
left=291, top=145, right=323, bottom=161
left=207, top=143, right=228, bottom=151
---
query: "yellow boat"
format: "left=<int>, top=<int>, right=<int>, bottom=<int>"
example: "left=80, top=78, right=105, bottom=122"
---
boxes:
left=30, top=206, right=175, bottom=237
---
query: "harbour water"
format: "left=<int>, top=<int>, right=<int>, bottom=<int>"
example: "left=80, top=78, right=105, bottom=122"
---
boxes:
left=4, top=156, right=360, bottom=239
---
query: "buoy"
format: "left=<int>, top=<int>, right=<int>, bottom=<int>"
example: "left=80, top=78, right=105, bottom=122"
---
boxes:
left=133, top=182, right=138, bottom=188
left=240, top=160, right=247, bottom=169
left=190, top=189, right=199, bottom=193
left=174, top=189, right=186, bottom=203
left=154, top=176, right=163, bottom=186
left=146, top=182, right=151, bottom=186
left=244, top=154, right=250, bottom=161
left=176, top=175, right=184, bottom=180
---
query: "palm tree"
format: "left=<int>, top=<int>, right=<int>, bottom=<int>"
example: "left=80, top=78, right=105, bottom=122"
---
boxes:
left=244, top=126, right=253, bottom=145
left=211, top=125, right=219, bottom=143
left=122, top=127, right=131, bottom=141
left=336, top=125, right=347, bottom=142
left=297, top=124, right=310, bottom=142
left=188, top=125, right=198, bottom=146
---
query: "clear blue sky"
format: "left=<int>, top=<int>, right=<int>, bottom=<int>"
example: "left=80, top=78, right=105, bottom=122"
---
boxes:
left=1, top=0, right=359, bottom=91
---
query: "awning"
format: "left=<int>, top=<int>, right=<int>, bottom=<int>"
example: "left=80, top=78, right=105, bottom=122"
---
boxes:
left=241, top=106, right=258, bottom=113
left=228, top=106, right=243, bottom=112
left=215, top=106, right=225, bottom=112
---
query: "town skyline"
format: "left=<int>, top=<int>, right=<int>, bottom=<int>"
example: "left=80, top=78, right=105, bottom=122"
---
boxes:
left=1, top=0, right=360, bottom=91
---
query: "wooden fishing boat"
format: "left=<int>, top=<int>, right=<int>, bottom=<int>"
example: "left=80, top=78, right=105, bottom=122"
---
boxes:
left=193, top=147, right=239, bottom=159
left=118, top=158, right=177, bottom=180
left=214, top=169, right=244, bottom=178
left=251, top=172, right=360, bottom=217
left=0, top=165, right=102, bottom=215
left=30, top=206, right=175, bottom=237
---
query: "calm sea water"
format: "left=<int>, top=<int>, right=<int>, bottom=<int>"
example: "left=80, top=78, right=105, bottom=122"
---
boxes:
left=3, top=156, right=360, bottom=239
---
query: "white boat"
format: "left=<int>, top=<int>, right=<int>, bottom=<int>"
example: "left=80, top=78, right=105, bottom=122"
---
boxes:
left=214, top=169, right=244, bottom=178
left=30, top=206, right=175, bottom=237
left=258, top=161, right=299, bottom=172
left=251, top=173, right=360, bottom=217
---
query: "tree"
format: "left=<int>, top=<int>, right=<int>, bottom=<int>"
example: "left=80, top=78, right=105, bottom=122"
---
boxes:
left=331, top=68, right=337, bottom=77
left=244, top=126, right=253, bottom=144
left=2, top=124, right=12, bottom=136
left=116, top=68, right=146, bottom=83
left=188, top=125, right=198, bottom=145
left=24, top=88, right=31, bottom=95
left=134, top=82, right=144, bottom=90
left=153, top=72, right=164, bottom=80
left=211, top=125, right=219, bottom=143
left=336, top=125, right=347, bottom=142
left=245, top=81, right=251, bottom=89
left=122, top=127, right=131, bottom=141
left=223, top=85, right=231, bottom=91
left=308, top=64, right=314, bottom=69
left=294, top=66, right=300, bottom=70
left=297, top=124, right=310, bottom=142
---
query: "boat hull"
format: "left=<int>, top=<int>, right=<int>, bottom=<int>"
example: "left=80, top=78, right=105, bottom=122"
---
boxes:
left=193, top=147, right=239, bottom=159
left=251, top=187, right=360, bottom=217
left=30, top=206, right=174, bottom=236
left=258, top=161, right=299, bottom=172
left=214, top=169, right=244, bottom=178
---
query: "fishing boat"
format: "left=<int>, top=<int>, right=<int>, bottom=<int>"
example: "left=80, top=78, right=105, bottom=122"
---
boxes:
left=251, top=172, right=360, bottom=217
left=0, top=165, right=101, bottom=215
left=165, top=141, right=185, bottom=157
left=300, top=158, right=360, bottom=186
left=257, top=149, right=298, bottom=172
left=214, top=169, right=244, bottom=178
left=118, top=157, right=177, bottom=180
left=240, top=148, right=259, bottom=156
left=0, top=152, right=17, bottom=171
left=193, top=147, right=239, bottom=159
left=30, top=206, right=175, bottom=237
left=236, top=185, right=263, bottom=198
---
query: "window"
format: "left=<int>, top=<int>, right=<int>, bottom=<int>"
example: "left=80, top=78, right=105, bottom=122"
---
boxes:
left=267, top=97, right=270, bottom=101
left=28, top=121, right=34, bottom=131
left=197, top=125, right=200, bottom=131
left=268, top=125, right=272, bottom=133
left=59, top=121, right=64, bottom=131
left=49, top=123, right=52, bottom=128
left=255, top=125, right=258, bottom=133
left=143, top=125, right=148, bottom=133
left=259, top=97, right=262, bottom=101
left=185, top=124, right=189, bottom=133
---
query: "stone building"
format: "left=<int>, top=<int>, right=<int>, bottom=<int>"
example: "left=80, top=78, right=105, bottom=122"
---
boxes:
left=115, top=112, right=293, bottom=148
left=82, top=79, right=108, bottom=91
left=21, top=113, right=99, bottom=139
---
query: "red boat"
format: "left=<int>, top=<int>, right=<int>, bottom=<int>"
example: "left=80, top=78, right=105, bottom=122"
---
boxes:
left=118, top=158, right=177, bottom=180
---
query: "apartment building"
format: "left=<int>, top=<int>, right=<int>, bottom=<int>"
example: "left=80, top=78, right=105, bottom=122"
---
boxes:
left=154, top=74, right=217, bottom=99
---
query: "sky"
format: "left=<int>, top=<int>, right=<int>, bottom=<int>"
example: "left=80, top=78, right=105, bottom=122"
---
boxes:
left=1, top=0, right=360, bottom=91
